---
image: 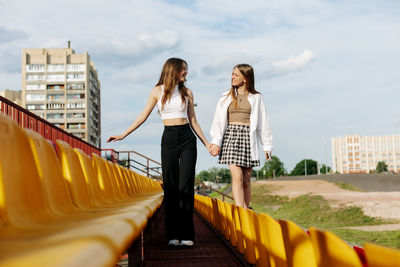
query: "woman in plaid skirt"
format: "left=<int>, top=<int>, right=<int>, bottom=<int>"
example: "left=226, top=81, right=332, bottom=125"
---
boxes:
left=209, top=64, right=273, bottom=209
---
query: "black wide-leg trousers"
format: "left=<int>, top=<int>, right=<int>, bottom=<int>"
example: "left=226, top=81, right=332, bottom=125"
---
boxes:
left=161, top=123, right=197, bottom=241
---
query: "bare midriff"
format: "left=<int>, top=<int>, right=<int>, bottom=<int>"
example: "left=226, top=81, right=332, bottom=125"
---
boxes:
left=163, top=118, right=188, bottom=126
left=229, top=121, right=250, bottom=126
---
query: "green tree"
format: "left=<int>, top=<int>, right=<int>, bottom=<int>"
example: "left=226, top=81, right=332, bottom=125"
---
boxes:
left=195, top=167, right=231, bottom=183
left=376, top=161, right=388, bottom=173
left=196, top=170, right=211, bottom=182
left=320, top=164, right=331, bottom=174
left=260, top=156, right=286, bottom=178
left=290, top=159, right=318, bottom=176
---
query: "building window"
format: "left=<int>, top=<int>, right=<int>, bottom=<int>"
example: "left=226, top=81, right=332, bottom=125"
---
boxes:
left=66, top=83, right=85, bottom=90
left=26, top=74, right=45, bottom=81
left=26, top=84, right=45, bottom=90
left=67, top=93, right=85, bottom=99
left=47, top=84, right=65, bottom=90
left=67, top=123, right=85, bottom=129
left=47, top=103, right=65, bottom=110
left=66, top=102, right=86, bottom=109
left=27, top=104, right=45, bottom=110
left=47, top=64, right=65, bottom=72
left=26, top=64, right=45, bottom=72
left=26, top=94, right=45, bottom=101
left=47, top=94, right=65, bottom=100
left=47, top=74, right=65, bottom=82
left=47, top=113, right=64, bottom=119
left=67, top=112, right=85, bottom=118
left=67, top=64, right=85, bottom=72
left=67, top=73, right=85, bottom=81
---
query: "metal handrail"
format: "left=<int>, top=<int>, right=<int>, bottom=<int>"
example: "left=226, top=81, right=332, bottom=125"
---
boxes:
left=195, top=183, right=234, bottom=201
left=101, top=148, right=162, bottom=181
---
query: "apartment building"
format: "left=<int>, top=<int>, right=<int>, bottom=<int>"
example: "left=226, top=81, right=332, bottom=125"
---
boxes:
left=331, top=135, right=400, bottom=174
left=22, top=46, right=101, bottom=147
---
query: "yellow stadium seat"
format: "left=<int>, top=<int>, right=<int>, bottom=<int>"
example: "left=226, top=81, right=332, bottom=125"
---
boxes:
left=74, top=148, right=109, bottom=205
left=309, top=227, right=362, bottom=267
left=237, top=207, right=256, bottom=264
left=257, top=213, right=286, bottom=267
left=279, top=220, right=317, bottom=267
left=104, top=160, right=126, bottom=201
left=364, top=243, right=400, bottom=267
left=217, top=199, right=229, bottom=240
left=232, top=205, right=245, bottom=254
left=92, top=153, right=119, bottom=202
left=0, top=237, right=116, bottom=267
left=224, top=202, right=237, bottom=247
left=240, top=208, right=256, bottom=265
left=56, top=140, right=99, bottom=209
left=211, top=198, right=221, bottom=231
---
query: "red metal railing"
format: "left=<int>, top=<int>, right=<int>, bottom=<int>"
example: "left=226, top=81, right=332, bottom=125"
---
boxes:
left=0, top=95, right=100, bottom=156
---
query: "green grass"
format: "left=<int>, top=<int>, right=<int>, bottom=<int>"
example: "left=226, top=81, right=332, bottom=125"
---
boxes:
left=209, top=184, right=231, bottom=199
left=253, top=193, right=384, bottom=228
left=331, top=229, right=400, bottom=249
left=334, top=182, right=364, bottom=192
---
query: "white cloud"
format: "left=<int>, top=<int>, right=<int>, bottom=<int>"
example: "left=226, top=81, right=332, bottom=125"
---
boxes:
left=263, top=50, right=316, bottom=79
left=92, top=30, right=182, bottom=68
left=274, top=50, right=315, bottom=71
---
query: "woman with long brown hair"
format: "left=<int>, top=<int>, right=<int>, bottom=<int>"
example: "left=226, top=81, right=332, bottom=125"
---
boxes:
left=209, top=63, right=273, bottom=209
left=108, top=58, right=211, bottom=247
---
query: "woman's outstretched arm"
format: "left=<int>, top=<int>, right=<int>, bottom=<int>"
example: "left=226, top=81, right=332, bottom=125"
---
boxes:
left=107, top=86, right=159, bottom=142
left=186, top=89, right=211, bottom=151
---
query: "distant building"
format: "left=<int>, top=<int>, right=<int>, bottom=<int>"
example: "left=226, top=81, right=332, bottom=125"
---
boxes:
left=332, top=135, right=400, bottom=174
left=21, top=44, right=101, bottom=147
left=0, top=89, right=22, bottom=106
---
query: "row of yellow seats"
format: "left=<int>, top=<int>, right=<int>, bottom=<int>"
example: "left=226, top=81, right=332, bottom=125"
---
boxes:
left=195, top=194, right=400, bottom=267
left=0, top=114, right=164, bottom=267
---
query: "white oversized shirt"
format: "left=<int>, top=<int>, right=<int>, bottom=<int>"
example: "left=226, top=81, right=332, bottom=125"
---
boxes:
left=210, top=90, right=273, bottom=161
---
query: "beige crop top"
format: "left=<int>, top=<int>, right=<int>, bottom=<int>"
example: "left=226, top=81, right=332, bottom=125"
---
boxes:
left=228, top=92, right=251, bottom=124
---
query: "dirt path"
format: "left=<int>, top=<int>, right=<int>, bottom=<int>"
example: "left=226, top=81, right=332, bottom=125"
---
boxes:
left=254, top=180, right=400, bottom=225
left=339, top=224, right=400, bottom=231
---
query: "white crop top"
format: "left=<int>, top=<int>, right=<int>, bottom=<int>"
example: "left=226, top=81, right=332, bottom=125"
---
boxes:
left=157, top=85, right=188, bottom=120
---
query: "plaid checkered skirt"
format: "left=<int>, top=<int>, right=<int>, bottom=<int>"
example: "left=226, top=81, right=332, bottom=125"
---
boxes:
left=218, top=124, right=260, bottom=167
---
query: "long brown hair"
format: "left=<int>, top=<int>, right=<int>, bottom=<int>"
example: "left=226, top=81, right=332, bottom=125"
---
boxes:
left=156, top=58, right=189, bottom=110
left=229, top=63, right=260, bottom=109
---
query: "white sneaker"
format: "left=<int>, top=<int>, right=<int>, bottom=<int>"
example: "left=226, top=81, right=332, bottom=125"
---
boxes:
left=180, top=240, right=194, bottom=247
left=168, top=239, right=180, bottom=246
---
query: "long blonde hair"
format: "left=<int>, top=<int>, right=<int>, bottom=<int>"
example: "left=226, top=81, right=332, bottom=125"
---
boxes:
left=229, top=63, right=260, bottom=109
left=156, top=58, right=188, bottom=110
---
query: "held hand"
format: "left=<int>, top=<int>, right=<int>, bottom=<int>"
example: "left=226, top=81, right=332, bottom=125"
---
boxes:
left=107, top=135, right=125, bottom=143
left=265, top=151, right=272, bottom=161
left=206, top=143, right=212, bottom=153
left=210, top=144, right=221, bottom=157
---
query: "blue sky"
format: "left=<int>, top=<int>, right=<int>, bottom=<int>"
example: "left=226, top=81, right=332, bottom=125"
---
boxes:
left=0, top=0, right=399, bottom=173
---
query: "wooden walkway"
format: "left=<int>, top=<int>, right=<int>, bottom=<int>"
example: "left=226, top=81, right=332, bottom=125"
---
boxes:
left=137, top=209, right=246, bottom=267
